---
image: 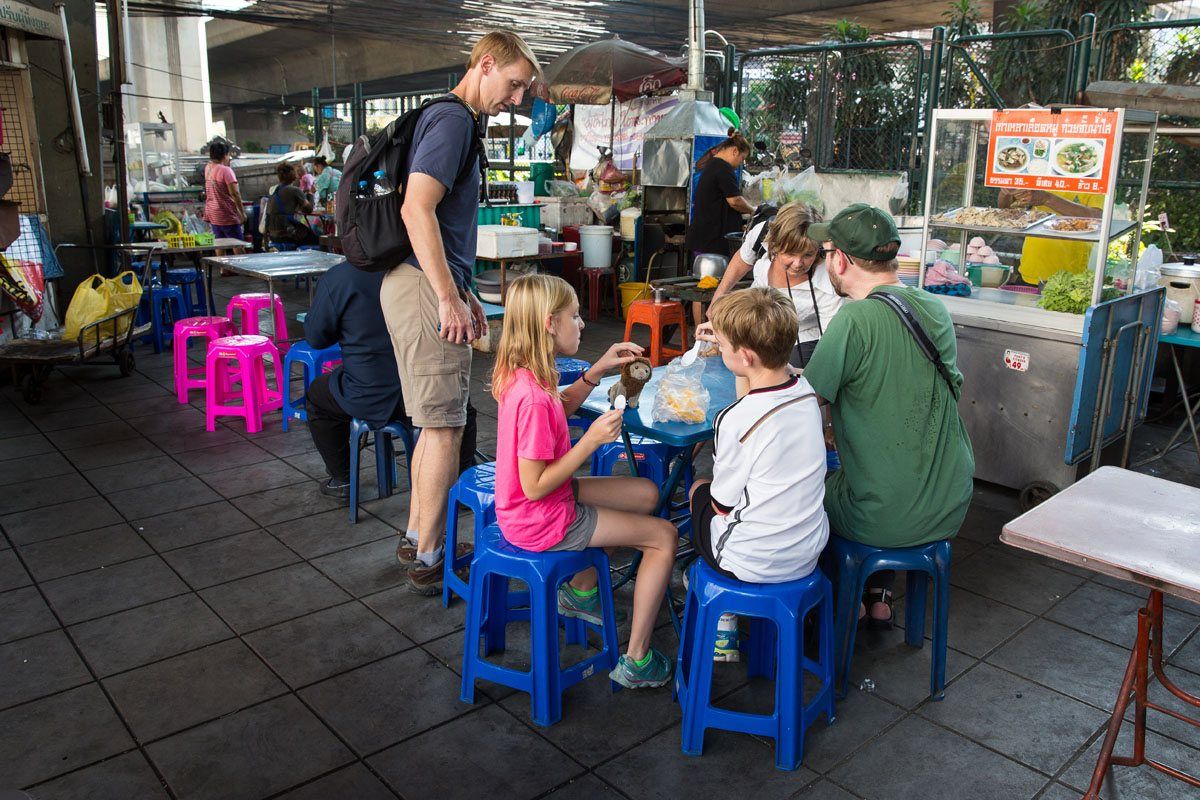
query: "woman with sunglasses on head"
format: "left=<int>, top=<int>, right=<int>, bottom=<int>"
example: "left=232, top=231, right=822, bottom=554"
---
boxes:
left=707, top=202, right=845, bottom=371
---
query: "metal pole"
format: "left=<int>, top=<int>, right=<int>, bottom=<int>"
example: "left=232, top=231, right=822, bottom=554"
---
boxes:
left=55, top=5, right=90, bottom=176
left=722, top=42, right=736, bottom=109
left=105, top=0, right=130, bottom=245
left=1074, top=13, right=1096, bottom=104
left=312, top=87, right=322, bottom=150
left=687, top=0, right=705, bottom=90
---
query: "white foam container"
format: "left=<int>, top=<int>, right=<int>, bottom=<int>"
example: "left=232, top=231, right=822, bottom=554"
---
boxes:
left=477, top=225, right=539, bottom=259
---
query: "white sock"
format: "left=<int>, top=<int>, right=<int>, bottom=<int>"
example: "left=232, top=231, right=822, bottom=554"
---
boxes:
left=416, top=544, right=444, bottom=567
left=405, top=530, right=420, bottom=545
left=717, top=613, right=738, bottom=634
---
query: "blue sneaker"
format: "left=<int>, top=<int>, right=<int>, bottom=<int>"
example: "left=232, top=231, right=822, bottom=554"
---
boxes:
left=557, top=585, right=602, bottom=626
left=609, top=647, right=672, bottom=689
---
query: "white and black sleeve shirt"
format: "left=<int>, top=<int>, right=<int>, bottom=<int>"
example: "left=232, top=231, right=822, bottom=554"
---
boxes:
left=709, top=375, right=830, bottom=583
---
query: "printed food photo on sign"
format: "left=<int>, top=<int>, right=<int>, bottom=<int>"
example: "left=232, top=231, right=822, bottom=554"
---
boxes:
left=1051, top=140, right=1102, bottom=177
left=996, top=142, right=1029, bottom=172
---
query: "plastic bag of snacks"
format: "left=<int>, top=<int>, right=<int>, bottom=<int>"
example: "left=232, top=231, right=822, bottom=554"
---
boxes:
left=651, top=356, right=710, bottom=425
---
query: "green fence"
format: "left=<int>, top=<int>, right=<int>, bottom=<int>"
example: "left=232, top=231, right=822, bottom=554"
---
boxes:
left=942, top=28, right=1078, bottom=108
left=736, top=40, right=924, bottom=175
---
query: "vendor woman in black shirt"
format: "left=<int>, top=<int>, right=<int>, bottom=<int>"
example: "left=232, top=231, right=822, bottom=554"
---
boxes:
left=685, top=130, right=754, bottom=258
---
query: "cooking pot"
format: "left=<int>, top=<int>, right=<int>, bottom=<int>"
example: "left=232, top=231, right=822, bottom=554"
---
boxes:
left=692, top=252, right=728, bottom=280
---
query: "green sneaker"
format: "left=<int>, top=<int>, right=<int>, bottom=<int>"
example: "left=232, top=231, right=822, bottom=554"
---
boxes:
left=714, top=628, right=741, bottom=662
left=609, top=647, right=673, bottom=689
left=557, top=584, right=602, bottom=626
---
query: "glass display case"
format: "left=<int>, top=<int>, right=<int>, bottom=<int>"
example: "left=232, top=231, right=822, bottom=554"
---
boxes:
left=919, top=108, right=1157, bottom=315
left=914, top=107, right=1162, bottom=502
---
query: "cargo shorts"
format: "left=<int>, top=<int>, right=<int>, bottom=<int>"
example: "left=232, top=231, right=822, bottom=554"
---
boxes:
left=380, top=263, right=471, bottom=429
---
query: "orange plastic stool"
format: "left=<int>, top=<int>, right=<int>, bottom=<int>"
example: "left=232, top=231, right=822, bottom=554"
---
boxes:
left=624, top=299, right=687, bottom=367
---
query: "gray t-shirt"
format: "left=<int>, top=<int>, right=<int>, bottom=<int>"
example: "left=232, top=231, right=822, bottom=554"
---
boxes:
left=403, top=101, right=480, bottom=289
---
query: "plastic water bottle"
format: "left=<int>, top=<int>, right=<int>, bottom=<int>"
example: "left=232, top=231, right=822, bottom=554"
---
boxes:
left=356, top=180, right=369, bottom=198
left=372, top=170, right=394, bottom=196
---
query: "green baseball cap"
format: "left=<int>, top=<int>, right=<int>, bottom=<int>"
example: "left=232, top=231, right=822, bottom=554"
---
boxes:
left=807, top=203, right=901, bottom=261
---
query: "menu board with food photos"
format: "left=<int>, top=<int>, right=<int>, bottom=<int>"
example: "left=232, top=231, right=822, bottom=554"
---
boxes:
left=984, top=109, right=1118, bottom=195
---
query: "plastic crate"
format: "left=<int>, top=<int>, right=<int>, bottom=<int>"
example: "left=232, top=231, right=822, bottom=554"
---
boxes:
left=477, top=204, right=541, bottom=229
left=193, top=232, right=215, bottom=246
left=165, top=233, right=196, bottom=248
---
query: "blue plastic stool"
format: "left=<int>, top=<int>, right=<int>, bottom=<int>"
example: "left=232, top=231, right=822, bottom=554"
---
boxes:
left=282, top=341, right=343, bottom=431
left=443, top=463, right=497, bottom=607
left=591, top=435, right=693, bottom=495
left=461, top=523, right=620, bottom=727
left=828, top=535, right=952, bottom=701
left=675, top=559, right=836, bottom=770
left=348, top=417, right=420, bottom=523
left=148, top=284, right=186, bottom=353
left=165, top=268, right=208, bottom=316
left=555, top=356, right=591, bottom=386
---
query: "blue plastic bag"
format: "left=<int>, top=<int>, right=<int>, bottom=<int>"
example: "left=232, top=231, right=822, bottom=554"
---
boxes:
left=531, top=98, right=557, bottom=140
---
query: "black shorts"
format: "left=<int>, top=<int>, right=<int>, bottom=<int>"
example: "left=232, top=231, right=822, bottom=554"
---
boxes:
left=690, top=482, right=739, bottom=580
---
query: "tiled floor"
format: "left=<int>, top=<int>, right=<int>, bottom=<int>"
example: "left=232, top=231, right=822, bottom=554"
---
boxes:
left=1, top=271, right=1198, bottom=799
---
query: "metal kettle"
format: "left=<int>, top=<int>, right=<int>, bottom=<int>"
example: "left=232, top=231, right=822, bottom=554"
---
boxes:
left=692, top=252, right=729, bottom=280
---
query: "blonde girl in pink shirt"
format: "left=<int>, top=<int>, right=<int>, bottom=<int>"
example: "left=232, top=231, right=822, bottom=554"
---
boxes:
left=491, top=274, right=677, bottom=688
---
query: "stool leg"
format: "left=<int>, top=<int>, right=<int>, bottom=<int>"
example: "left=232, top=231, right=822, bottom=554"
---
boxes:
left=204, top=352, right=221, bottom=431
left=529, top=576, right=564, bottom=727
left=461, top=569, right=487, bottom=704
left=375, top=433, right=394, bottom=499
left=612, top=273, right=622, bottom=320
left=747, top=617, right=778, bottom=680
left=442, top=492, right=460, bottom=608
left=905, top=571, right=929, bottom=648
left=243, top=357, right=264, bottom=433
left=174, top=332, right=191, bottom=403
left=681, top=603, right=717, bottom=756
left=348, top=425, right=363, bottom=523
left=774, top=608, right=803, bottom=771
left=931, top=546, right=952, bottom=701
left=483, top=572, right=510, bottom=655
left=834, top=552, right=867, bottom=699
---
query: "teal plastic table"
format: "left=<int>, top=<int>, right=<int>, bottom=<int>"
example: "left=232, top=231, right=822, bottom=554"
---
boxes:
left=1141, top=326, right=1200, bottom=464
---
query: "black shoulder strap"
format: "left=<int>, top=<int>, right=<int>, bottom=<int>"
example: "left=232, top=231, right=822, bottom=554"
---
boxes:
left=751, top=217, right=774, bottom=259
left=868, top=290, right=958, bottom=398
left=423, top=94, right=489, bottom=204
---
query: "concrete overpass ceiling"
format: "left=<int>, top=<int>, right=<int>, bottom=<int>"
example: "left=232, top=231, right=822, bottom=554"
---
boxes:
left=140, top=0, right=963, bottom=106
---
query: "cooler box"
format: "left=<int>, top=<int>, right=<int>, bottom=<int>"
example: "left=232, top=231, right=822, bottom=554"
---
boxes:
left=537, top=197, right=593, bottom=229
left=477, top=225, right=539, bottom=259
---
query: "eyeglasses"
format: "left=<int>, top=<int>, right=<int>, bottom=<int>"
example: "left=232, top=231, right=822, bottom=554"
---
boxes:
left=822, top=248, right=840, bottom=258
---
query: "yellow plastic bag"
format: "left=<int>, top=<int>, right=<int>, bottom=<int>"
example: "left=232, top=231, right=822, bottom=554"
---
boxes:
left=62, top=275, right=112, bottom=341
left=106, top=271, right=143, bottom=337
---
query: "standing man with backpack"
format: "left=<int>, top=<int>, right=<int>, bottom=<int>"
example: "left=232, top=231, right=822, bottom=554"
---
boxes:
left=802, top=204, right=974, bottom=628
left=380, top=31, right=540, bottom=594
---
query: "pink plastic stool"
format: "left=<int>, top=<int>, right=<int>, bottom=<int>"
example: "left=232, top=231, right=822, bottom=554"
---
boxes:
left=204, top=335, right=283, bottom=434
left=226, top=293, right=289, bottom=349
left=173, top=316, right=235, bottom=404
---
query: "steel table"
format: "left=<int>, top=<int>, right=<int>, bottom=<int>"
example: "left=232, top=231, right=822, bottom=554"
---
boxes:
left=475, top=251, right=565, bottom=302
left=574, top=357, right=736, bottom=622
left=203, top=250, right=346, bottom=304
left=1000, top=467, right=1200, bottom=797
left=129, top=237, right=248, bottom=312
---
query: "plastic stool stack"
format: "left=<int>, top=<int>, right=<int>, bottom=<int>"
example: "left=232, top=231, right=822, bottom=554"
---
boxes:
left=347, top=418, right=419, bottom=523
left=623, top=299, right=687, bottom=367
left=226, top=293, right=290, bottom=351
left=591, top=435, right=692, bottom=497
left=281, top=341, right=343, bottom=431
left=173, top=316, right=235, bottom=403
left=165, top=268, right=208, bottom=316
left=204, top=335, right=283, bottom=434
left=460, top=523, right=619, bottom=727
left=147, top=284, right=186, bottom=354
left=828, top=536, right=952, bottom=701
left=675, top=559, right=836, bottom=770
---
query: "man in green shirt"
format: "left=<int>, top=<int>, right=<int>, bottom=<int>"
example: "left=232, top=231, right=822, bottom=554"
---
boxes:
left=804, top=204, right=974, bottom=627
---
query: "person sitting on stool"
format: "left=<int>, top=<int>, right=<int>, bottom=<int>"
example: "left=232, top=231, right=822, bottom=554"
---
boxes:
left=303, top=261, right=478, bottom=532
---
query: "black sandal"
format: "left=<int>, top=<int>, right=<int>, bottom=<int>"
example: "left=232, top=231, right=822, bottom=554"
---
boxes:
left=864, top=588, right=894, bottom=631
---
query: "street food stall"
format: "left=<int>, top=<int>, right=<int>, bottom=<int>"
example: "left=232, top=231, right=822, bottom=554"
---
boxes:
left=919, top=107, right=1163, bottom=505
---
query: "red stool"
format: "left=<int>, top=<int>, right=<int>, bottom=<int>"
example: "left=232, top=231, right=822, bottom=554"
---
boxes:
left=173, top=316, right=235, bottom=403
left=624, top=299, right=687, bottom=367
left=226, top=293, right=289, bottom=350
left=204, top=335, right=283, bottom=434
left=582, top=268, right=622, bottom=322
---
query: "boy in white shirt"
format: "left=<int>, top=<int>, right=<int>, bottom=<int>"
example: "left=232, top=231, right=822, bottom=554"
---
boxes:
left=691, top=287, right=831, bottom=660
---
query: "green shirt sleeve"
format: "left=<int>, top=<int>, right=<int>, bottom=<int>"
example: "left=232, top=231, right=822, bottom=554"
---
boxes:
left=802, top=308, right=858, bottom=403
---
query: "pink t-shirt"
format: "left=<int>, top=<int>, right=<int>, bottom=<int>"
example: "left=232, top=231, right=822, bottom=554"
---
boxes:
left=204, top=163, right=242, bottom=226
left=495, top=368, right=576, bottom=551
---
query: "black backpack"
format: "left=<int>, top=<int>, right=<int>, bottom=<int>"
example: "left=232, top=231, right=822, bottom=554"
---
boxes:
left=335, top=94, right=488, bottom=272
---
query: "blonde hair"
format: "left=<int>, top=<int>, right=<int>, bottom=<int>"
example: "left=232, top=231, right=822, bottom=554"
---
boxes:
left=709, top=287, right=799, bottom=370
left=468, top=31, right=542, bottom=79
left=491, top=274, right=577, bottom=400
left=766, top=202, right=822, bottom=261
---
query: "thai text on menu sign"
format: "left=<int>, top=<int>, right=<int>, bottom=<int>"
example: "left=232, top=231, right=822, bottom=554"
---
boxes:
left=984, top=109, right=1118, bottom=195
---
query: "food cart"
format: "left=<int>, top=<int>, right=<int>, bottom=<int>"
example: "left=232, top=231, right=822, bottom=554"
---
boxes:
left=919, top=107, right=1162, bottom=506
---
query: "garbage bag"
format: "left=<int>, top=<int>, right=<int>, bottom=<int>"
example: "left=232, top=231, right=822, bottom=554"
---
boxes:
left=651, top=356, right=710, bottom=424
left=62, top=274, right=111, bottom=341
left=106, top=270, right=143, bottom=336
